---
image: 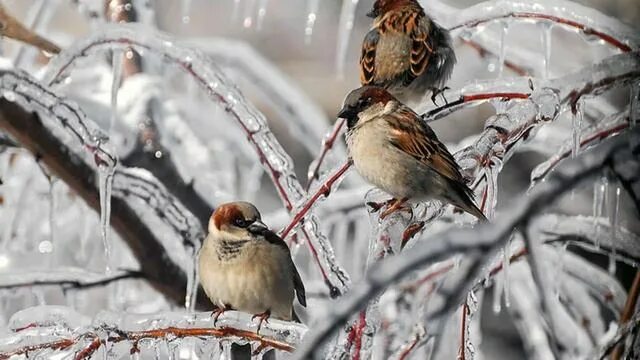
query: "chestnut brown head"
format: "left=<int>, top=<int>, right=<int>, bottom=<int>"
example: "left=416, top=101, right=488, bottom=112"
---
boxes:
left=367, top=0, right=420, bottom=18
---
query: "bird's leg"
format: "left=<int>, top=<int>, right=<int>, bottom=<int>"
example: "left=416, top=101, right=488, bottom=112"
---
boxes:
left=430, top=86, right=450, bottom=106
left=211, top=304, right=232, bottom=326
left=401, top=221, right=425, bottom=249
left=380, top=197, right=410, bottom=219
left=366, top=198, right=398, bottom=213
left=252, top=309, right=271, bottom=334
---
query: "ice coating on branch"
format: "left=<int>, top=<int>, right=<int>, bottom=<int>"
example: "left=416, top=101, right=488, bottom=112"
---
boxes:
left=42, top=24, right=349, bottom=294
left=0, top=308, right=307, bottom=358
left=530, top=109, right=629, bottom=187
left=424, top=0, right=640, bottom=51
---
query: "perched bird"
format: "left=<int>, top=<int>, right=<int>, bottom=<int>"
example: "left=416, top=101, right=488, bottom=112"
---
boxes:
left=338, top=86, right=486, bottom=220
left=360, top=0, right=456, bottom=106
left=198, top=201, right=306, bottom=328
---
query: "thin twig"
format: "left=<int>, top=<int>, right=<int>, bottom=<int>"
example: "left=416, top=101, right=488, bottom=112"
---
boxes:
left=611, top=270, right=640, bottom=359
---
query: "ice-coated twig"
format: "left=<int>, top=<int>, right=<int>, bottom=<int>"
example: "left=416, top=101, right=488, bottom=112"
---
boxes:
left=593, top=312, right=640, bottom=360
left=305, top=118, right=346, bottom=191
left=281, top=160, right=352, bottom=239
left=293, top=129, right=640, bottom=359
left=531, top=111, right=630, bottom=187
left=42, top=23, right=350, bottom=294
left=0, top=309, right=307, bottom=359
left=611, top=271, right=640, bottom=359
left=424, top=0, right=640, bottom=52
left=0, top=268, right=143, bottom=290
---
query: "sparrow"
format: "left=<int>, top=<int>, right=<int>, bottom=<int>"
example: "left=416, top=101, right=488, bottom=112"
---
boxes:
left=198, top=201, right=306, bottom=328
left=338, top=86, right=486, bottom=220
left=360, top=0, right=456, bottom=106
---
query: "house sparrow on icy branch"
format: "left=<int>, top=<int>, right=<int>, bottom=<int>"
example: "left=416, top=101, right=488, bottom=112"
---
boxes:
left=198, top=202, right=306, bottom=331
left=338, top=86, right=486, bottom=221
left=360, top=0, right=456, bottom=107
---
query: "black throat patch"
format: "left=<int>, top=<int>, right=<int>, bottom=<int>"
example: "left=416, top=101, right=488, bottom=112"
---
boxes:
left=216, top=239, right=249, bottom=260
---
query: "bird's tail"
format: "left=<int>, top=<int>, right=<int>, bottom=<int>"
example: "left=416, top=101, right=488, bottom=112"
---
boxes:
left=448, top=179, right=488, bottom=221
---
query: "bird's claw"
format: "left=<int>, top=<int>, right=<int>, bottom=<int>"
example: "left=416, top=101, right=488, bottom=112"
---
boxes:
left=430, top=86, right=450, bottom=106
left=252, top=310, right=271, bottom=334
left=379, top=197, right=411, bottom=219
left=211, top=305, right=231, bottom=326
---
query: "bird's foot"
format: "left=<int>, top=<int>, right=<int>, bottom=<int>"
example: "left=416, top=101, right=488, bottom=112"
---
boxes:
left=252, top=310, right=271, bottom=334
left=380, top=197, right=411, bottom=219
left=430, top=86, right=450, bottom=107
left=401, top=221, right=425, bottom=249
left=211, top=304, right=231, bottom=326
left=366, top=198, right=397, bottom=213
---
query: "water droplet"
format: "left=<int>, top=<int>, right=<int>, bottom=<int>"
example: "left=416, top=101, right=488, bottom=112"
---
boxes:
left=38, top=240, right=53, bottom=253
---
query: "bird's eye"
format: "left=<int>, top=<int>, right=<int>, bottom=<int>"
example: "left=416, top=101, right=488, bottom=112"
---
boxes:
left=234, top=218, right=249, bottom=228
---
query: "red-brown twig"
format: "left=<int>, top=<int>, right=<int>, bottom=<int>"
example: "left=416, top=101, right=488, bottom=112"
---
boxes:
left=349, top=311, right=367, bottom=360
left=0, top=325, right=297, bottom=360
left=458, top=301, right=469, bottom=360
left=281, top=160, right=352, bottom=239
left=611, top=270, right=640, bottom=359
left=306, top=118, right=346, bottom=191
left=450, top=12, right=633, bottom=52
left=532, top=121, right=629, bottom=183
left=425, top=92, right=531, bottom=120
left=0, top=339, right=74, bottom=360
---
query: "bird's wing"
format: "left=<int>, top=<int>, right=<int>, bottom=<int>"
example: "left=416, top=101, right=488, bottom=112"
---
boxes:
left=385, top=107, right=464, bottom=183
left=360, top=28, right=380, bottom=86
left=405, top=15, right=434, bottom=85
left=262, top=230, right=307, bottom=307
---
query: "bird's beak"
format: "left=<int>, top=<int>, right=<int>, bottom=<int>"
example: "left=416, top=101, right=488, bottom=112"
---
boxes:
left=247, top=220, right=268, bottom=236
left=366, top=9, right=379, bottom=18
left=337, top=106, right=357, bottom=120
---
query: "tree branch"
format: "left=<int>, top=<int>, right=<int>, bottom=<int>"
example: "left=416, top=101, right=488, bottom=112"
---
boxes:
left=293, top=129, right=640, bottom=359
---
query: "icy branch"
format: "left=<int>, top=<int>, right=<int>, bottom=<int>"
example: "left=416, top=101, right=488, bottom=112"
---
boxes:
left=425, top=0, right=640, bottom=52
left=293, top=129, right=640, bottom=358
left=42, top=23, right=350, bottom=294
left=0, top=309, right=307, bottom=359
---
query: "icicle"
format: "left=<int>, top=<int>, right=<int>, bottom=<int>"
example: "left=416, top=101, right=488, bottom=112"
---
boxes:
left=608, top=186, right=620, bottom=275
left=497, top=21, right=509, bottom=78
left=256, top=0, right=268, bottom=31
left=572, top=98, right=584, bottom=158
left=184, top=247, right=199, bottom=311
left=493, top=250, right=504, bottom=313
left=539, top=22, right=553, bottom=79
left=631, top=81, right=639, bottom=127
left=242, top=0, right=257, bottom=29
left=335, top=0, right=359, bottom=78
left=110, top=50, right=123, bottom=135
left=484, top=166, right=499, bottom=220
left=181, top=0, right=192, bottom=24
left=98, top=161, right=115, bottom=274
left=304, top=0, right=320, bottom=44
left=594, top=176, right=609, bottom=249
left=48, top=178, right=56, bottom=252
left=502, top=239, right=511, bottom=308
